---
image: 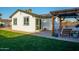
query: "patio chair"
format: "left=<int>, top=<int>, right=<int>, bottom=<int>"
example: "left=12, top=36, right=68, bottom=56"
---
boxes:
left=61, top=29, right=72, bottom=37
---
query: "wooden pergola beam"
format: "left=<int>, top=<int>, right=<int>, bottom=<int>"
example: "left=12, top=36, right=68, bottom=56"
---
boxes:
left=52, top=16, right=63, bottom=36
left=51, top=8, right=79, bottom=36
left=50, top=8, right=79, bottom=16
left=52, top=16, right=55, bottom=34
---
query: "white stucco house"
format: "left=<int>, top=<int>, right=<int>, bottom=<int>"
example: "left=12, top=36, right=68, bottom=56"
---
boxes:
left=10, top=9, right=52, bottom=32
left=9, top=8, right=79, bottom=38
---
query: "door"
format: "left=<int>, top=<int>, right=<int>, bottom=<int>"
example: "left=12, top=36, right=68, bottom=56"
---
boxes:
left=36, top=19, right=41, bottom=30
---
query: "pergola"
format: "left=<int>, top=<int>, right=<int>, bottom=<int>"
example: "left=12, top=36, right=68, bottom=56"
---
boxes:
left=50, top=8, right=79, bottom=35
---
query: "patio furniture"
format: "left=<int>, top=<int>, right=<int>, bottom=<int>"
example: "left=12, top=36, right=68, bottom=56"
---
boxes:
left=61, top=28, right=72, bottom=37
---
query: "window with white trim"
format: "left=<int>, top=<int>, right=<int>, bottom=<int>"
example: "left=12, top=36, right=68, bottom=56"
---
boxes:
left=24, top=17, right=29, bottom=25
left=13, top=18, right=17, bottom=25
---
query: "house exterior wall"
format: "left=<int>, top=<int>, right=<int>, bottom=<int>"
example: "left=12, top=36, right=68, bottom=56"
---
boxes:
left=12, top=11, right=36, bottom=32
left=41, top=18, right=52, bottom=30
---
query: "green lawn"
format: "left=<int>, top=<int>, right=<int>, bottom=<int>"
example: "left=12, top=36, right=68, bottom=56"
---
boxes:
left=0, top=30, right=79, bottom=51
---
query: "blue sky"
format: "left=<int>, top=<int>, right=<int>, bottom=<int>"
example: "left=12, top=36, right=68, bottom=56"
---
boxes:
left=0, top=7, right=74, bottom=19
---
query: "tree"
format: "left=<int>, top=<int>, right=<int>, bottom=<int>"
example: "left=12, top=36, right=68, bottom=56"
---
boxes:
left=0, top=13, right=2, bottom=19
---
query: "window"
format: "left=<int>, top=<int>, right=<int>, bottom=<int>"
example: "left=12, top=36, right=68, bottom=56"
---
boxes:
left=13, top=18, right=17, bottom=25
left=24, top=17, right=29, bottom=25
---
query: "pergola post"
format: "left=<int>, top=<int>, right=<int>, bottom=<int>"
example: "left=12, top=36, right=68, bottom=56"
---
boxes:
left=59, top=17, right=64, bottom=36
left=59, top=17, right=62, bottom=32
left=52, top=16, right=55, bottom=36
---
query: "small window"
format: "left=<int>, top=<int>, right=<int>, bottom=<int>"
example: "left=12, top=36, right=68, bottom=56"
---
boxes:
left=13, top=18, right=17, bottom=25
left=24, top=17, right=29, bottom=25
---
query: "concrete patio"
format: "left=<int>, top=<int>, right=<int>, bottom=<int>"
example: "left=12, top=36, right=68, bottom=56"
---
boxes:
left=33, top=30, right=79, bottom=43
